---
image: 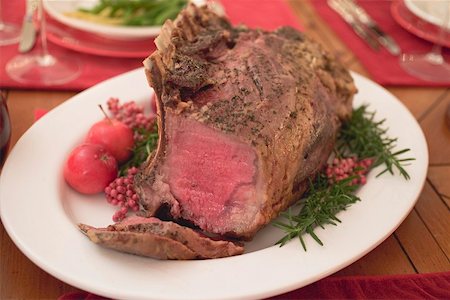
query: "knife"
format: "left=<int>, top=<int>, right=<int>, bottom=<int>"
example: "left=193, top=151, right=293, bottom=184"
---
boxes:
left=19, top=0, right=38, bottom=53
left=328, top=0, right=380, bottom=51
left=340, top=0, right=401, bottom=56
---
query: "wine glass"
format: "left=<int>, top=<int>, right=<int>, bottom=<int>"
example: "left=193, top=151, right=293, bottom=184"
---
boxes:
left=399, top=0, right=450, bottom=82
left=0, top=90, right=11, bottom=169
left=0, top=1, right=21, bottom=45
left=5, top=0, right=81, bottom=85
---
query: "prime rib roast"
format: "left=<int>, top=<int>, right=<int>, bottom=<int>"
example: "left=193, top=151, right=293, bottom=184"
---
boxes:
left=80, top=3, right=356, bottom=259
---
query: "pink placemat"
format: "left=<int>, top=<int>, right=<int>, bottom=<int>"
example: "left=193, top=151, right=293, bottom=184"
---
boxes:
left=0, top=0, right=302, bottom=92
left=311, top=0, right=450, bottom=87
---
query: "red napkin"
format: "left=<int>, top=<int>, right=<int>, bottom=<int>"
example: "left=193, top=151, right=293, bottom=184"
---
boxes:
left=0, top=0, right=302, bottom=92
left=273, top=271, right=450, bottom=299
left=311, top=0, right=450, bottom=87
left=57, top=271, right=450, bottom=300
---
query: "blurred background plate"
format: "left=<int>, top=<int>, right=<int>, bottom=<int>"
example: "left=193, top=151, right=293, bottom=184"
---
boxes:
left=43, top=0, right=202, bottom=40
left=391, top=0, right=450, bottom=48
left=46, top=15, right=155, bottom=58
left=404, top=0, right=450, bottom=30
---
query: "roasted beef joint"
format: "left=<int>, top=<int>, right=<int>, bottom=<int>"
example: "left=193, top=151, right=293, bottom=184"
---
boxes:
left=81, top=3, right=356, bottom=259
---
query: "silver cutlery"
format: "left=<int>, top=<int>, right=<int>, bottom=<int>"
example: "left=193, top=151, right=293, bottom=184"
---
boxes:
left=328, top=0, right=380, bottom=51
left=19, top=0, right=38, bottom=53
left=340, top=0, right=401, bottom=56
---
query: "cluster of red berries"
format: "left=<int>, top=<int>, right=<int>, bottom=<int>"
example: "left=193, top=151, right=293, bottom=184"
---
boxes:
left=107, top=97, right=154, bottom=141
left=104, top=167, right=140, bottom=222
left=325, top=157, right=373, bottom=186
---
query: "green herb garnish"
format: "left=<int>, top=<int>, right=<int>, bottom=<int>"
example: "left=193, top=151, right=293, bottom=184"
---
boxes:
left=274, top=175, right=360, bottom=250
left=274, top=105, right=414, bottom=250
left=337, top=104, right=415, bottom=179
left=119, top=124, right=158, bottom=176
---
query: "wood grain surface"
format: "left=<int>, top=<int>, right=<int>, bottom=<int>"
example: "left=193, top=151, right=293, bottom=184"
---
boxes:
left=1, top=0, right=449, bottom=298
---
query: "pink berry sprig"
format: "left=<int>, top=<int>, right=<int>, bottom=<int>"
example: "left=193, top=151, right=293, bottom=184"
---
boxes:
left=104, top=167, right=140, bottom=222
left=325, top=157, right=373, bottom=186
left=107, top=97, right=155, bottom=141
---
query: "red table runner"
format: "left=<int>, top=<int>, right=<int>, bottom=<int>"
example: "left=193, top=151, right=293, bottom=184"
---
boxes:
left=311, top=0, right=450, bottom=87
left=0, top=0, right=302, bottom=92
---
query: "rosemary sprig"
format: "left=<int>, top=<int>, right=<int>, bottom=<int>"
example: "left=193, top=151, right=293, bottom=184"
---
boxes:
left=336, top=105, right=415, bottom=179
left=119, top=124, right=158, bottom=176
left=274, top=175, right=360, bottom=250
left=274, top=104, right=414, bottom=250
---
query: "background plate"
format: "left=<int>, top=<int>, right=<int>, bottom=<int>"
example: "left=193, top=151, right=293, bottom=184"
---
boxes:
left=0, top=68, right=428, bottom=300
left=46, top=16, right=155, bottom=58
left=391, top=0, right=450, bottom=48
left=43, top=0, right=162, bottom=40
left=43, top=0, right=207, bottom=40
left=404, top=0, right=450, bottom=30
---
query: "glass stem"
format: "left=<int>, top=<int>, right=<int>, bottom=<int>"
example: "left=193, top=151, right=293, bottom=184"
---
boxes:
left=426, top=44, right=444, bottom=65
left=37, top=0, right=56, bottom=67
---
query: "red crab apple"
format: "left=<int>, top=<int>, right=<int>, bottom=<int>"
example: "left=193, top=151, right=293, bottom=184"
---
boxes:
left=85, top=116, right=134, bottom=163
left=64, top=143, right=118, bottom=194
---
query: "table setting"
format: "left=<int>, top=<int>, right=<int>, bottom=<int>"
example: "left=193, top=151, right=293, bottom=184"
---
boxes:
left=312, top=0, right=450, bottom=86
left=0, top=0, right=449, bottom=299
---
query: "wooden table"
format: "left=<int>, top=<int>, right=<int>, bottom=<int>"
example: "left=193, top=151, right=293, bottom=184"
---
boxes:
left=1, top=1, right=449, bottom=298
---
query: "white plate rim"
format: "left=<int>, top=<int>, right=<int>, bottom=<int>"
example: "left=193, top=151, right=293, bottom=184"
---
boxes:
left=0, top=68, right=428, bottom=300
